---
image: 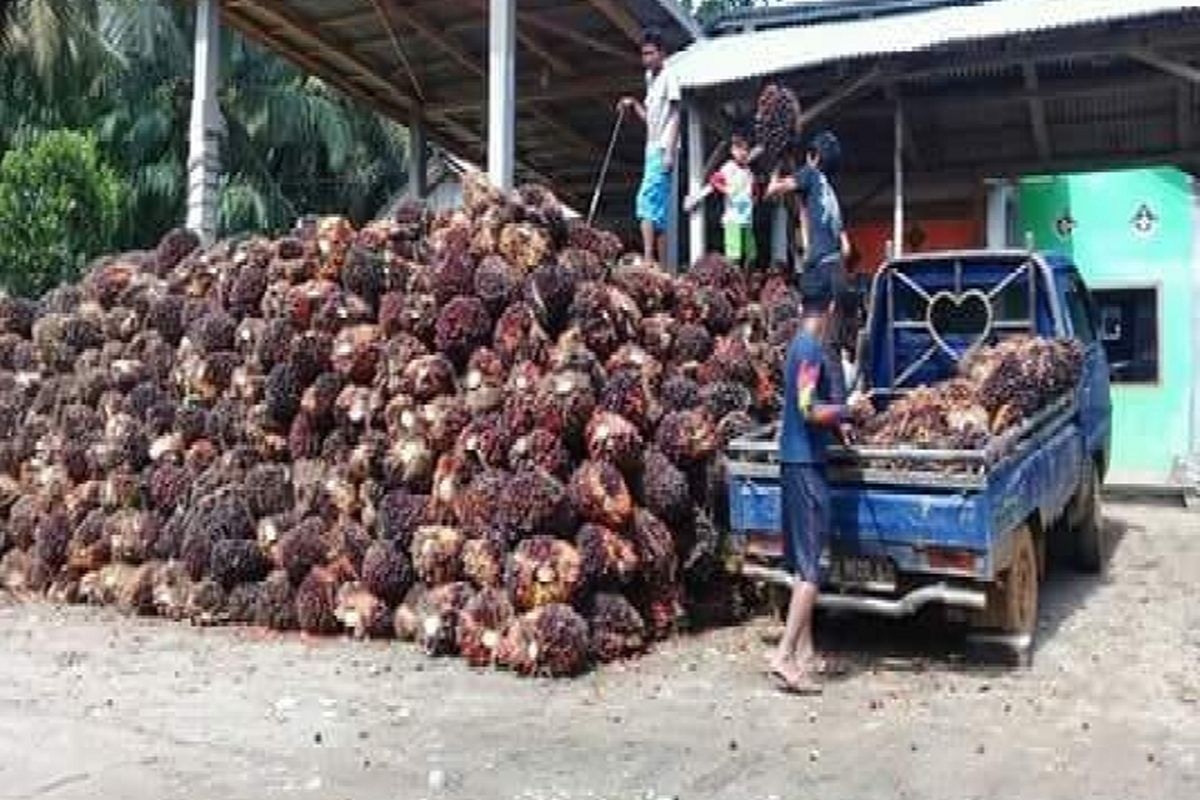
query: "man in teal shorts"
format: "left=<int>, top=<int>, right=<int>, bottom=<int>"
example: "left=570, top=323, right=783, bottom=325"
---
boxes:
left=618, top=27, right=680, bottom=266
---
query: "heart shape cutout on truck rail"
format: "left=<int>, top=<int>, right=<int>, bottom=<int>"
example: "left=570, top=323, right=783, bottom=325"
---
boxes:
left=925, top=289, right=994, bottom=358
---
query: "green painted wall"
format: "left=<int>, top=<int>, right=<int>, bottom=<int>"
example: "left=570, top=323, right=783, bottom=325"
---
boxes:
left=1018, top=168, right=1195, bottom=485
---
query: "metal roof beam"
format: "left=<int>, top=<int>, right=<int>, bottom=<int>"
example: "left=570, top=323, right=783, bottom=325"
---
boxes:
left=464, top=0, right=576, bottom=76
left=885, top=84, right=923, bottom=170
left=369, top=0, right=426, bottom=102
left=584, top=0, right=644, bottom=44
left=225, top=0, right=416, bottom=110
left=1128, top=47, right=1200, bottom=85
left=517, top=13, right=640, bottom=65
left=429, top=74, right=642, bottom=115
left=386, top=1, right=485, bottom=77
left=799, top=66, right=884, bottom=127
left=1022, top=62, right=1051, bottom=161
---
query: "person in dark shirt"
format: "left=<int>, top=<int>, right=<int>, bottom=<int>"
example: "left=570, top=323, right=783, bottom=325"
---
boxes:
left=769, top=280, right=871, bottom=694
left=765, top=131, right=849, bottom=403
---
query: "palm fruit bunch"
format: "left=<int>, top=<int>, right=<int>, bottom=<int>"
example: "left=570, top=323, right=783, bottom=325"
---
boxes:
left=0, top=170, right=810, bottom=678
left=753, top=82, right=802, bottom=176
left=857, top=336, right=1084, bottom=466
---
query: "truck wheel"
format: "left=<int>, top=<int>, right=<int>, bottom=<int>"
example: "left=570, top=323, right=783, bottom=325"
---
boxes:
left=986, top=525, right=1039, bottom=637
left=1073, top=465, right=1107, bottom=574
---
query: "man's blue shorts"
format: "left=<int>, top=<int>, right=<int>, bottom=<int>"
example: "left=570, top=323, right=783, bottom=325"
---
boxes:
left=781, top=462, right=831, bottom=583
left=636, top=146, right=670, bottom=232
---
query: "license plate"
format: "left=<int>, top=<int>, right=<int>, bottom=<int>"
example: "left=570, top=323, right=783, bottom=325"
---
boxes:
left=830, top=556, right=897, bottom=592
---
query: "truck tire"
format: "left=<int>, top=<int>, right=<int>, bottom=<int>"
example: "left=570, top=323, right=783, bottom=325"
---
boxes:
left=983, top=525, right=1039, bottom=638
left=1073, top=465, right=1107, bottom=574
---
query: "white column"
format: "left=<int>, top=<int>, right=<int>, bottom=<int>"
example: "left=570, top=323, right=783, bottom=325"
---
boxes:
left=186, top=0, right=222, bottom=244
left=488, top=0, right=515, bottom=190
left=985, top=179, right=1014, bottom=249
left=409, top=111, right=428, bottom=199
left=686, top=103, right=706, bottom=264
left=892, top=99, right=905, bottom=257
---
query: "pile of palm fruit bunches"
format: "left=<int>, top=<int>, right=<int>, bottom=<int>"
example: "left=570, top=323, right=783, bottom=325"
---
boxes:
left=0, top=172, right=816, bottom=677
left=852, top=337, right=1084, bottom=464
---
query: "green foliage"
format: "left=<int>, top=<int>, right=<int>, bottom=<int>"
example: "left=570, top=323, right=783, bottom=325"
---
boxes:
left=686, top=0, right=765, bottom=26
left=2, top=0, right=412, bottom=264
left=0, top=129, right=124, bottom=297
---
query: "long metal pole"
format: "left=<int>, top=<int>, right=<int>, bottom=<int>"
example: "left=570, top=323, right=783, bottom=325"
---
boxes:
left=586, top=107, right=625, bottom=226
left=686, top=102, right=706, bottom=263
left=893, top=98, right=905, bottom=256
left=487, top=0, right=515, bottom=190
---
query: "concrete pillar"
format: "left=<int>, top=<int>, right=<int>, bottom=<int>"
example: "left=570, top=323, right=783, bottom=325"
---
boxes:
left=487, top=0, right=515, bottom=190
left=985, top=179, right=1015, bottom=249
left=409, top=112, right=428, bottom=199
left=686, top=103, right=706, bottom=265
left=186, top=0, right=222, bottom=244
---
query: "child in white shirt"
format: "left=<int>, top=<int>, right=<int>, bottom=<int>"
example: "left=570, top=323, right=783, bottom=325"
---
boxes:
left=708, top=132, right=758, bottom=270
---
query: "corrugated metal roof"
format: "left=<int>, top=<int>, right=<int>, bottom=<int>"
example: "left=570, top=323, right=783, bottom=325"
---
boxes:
left=670, top=0, right=1200, bottom=89
left=706, top=0, right=988, bottom=33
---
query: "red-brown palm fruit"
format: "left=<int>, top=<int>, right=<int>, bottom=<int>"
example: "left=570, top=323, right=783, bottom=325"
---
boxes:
left=524, top=262, right=576, bottom=333
left=655, top=409, right=719, bottom=467
left=507, top=536, right=583, bottom=611
left=499, top=222, right=550, bottom=272
left=586, top=592, right=647, bottom=662
left=547, top=329, right=604, bottom=385
left=333, top=385, right=382, bottom=430
left=454, top=412, right=511, bottom=470
left=660, top=373, right=702, bottom=413
left=702, top=336, right=757, bottom=386
left=106, top=510, right=161, bottom=565
left=497, top=469, right=576, bottom=539
left=569, top=460, right=634, bottom=531
left=224, top=581, right=263, bottom=624
left=392, top=584, right=425, bottom=641
left=32, top=510, right=72, bottom=575
left=462, top=348, right=506, bottom=414
left=635, top=448, right=693, bottom=527
left=427, top=453, right=476, bottom=525
left=400, top=354, right=457, bottom=403
left=557, top=247, right=605, bottom=282
left=330, top=324, right=381, bottom=385
left=673, top=321, right=714, bottom=365
left=66, top=508, right=111, bottom=575
left=377, top=291, right=407, bottom=337
left=716, top=410, right=757, bottom=448
left=340, top=248, right=385, bottom=308
left=410, top=525, right=465, bottom=586
left=629, top=580, right=682, bottom=641
left=498, top=603, right=590, bottom=677
left=493, top=301, right=550, bottom=367
left=499, top=371, right=541, bottom=439
left=610, top=263, right=675, bottom=314
left=414, top=581, right=475, bottom=656
left=311, top=288, right=374, bottom=334
left=474, top=254, right=521, bottom=316
left=420, top=395, right=472, bottom=455
left=701, top=381, right=753, bottom=422
left=585, top=411, right=644, bottom=476
left=507, top=428, right=570, bottom=480
left=454, top=469, right=511, bottom=532
left=294, top=566, right=341, bottom=635
left=535, top=370, right=596, bottom=448
left=395, top=291, right=439, bottom=346
left=568, top=282, right=623, bottom=359
left=566, top=220, right=624, bottom=263
left=461, top=527, right=509, bottom=589
left=335, top=582, right=393, bottom=639
left=599, top=368, right=659, bottom=435
left=254, top=569, right=298, bottom=630
left=629, top=508, right=677, bottom=585
left=576, top=523, right=639, bottom=589
left=209, top=538, right=270, bottom=589
left=435, top=295, right=492, bottom=370
left=457, top=587, right=515, bottom=667
left=185, top=577, right=228, bottom=626
left=150, top=561, right=192, bottom=621
left=274, top=517, right=331, bottom=585
left=299, top=371, right=343, bottom=427
left=287, top=413, right=321, bottom=460
left=376, top=489, right=429, bottom=550
left=639, top=312, right=675, bottom=363
left=381, top=432, right=434, bottom=493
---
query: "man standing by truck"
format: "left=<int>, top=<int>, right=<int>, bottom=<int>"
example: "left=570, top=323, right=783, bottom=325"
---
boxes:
left=770, top=280, right=870, bottom=693
left=617, top=27, right=680, bottom=266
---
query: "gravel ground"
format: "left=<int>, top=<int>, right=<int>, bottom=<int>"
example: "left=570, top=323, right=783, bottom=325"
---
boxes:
left=0, top=500, right=1196, bottom=800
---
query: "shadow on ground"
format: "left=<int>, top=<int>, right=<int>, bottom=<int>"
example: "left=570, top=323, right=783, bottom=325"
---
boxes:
left=744, top=513, right=1135, bottom=678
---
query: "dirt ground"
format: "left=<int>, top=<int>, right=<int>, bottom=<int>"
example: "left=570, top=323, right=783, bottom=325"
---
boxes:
left=0, top=500, right=1196, bottom=800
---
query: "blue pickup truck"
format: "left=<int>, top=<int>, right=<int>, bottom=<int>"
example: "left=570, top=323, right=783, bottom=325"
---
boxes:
left=725, top=250, right=1112, bottom=650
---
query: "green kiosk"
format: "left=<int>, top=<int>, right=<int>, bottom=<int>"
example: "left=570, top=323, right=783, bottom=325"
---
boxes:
left=1018, top=167, right=1199, bottom=491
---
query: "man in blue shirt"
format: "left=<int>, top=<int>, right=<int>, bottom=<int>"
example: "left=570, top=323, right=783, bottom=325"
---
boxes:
left=769, top=278, right=871, bottom=694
